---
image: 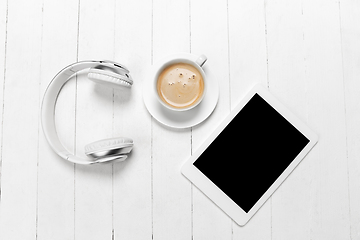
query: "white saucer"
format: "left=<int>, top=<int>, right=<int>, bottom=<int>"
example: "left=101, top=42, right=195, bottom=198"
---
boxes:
left=143, top=63, right=219, bottom=129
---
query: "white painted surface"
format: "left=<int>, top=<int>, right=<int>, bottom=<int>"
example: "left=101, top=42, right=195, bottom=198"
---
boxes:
left=0, top=0, right=359, bottom=239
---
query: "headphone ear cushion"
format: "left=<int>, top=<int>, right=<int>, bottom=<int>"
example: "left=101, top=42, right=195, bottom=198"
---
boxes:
left=88, top=68, right=133, bottom=89
left=85, top=137, right=134, bottom=159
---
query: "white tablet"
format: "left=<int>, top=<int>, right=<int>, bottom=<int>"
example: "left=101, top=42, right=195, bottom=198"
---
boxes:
left=181, top=84, right=318, bottom=226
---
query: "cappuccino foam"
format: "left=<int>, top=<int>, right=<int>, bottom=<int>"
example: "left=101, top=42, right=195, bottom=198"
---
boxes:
left=157, top=63, right=204, bottom=109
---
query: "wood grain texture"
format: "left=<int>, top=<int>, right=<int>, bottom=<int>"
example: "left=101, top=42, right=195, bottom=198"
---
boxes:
left=0, top=0, right=42, bottom=239
left=302, top=0, right=350, bottom=239
left=190, top=0, right=232, bottom=238
left=339, top=0, right=360, bottom=239
left=265, top=0, right=318, bottom=239
left=37, top=0, right=78, bottom=239
left=0, top=0, right=359, bottom=239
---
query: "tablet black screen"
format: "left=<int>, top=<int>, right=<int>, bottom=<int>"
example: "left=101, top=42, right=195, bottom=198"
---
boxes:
left=193, top=93, right=310, bottom=213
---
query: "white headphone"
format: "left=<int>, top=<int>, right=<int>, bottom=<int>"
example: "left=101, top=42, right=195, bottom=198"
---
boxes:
left=41, top=60, right=134, bottom=165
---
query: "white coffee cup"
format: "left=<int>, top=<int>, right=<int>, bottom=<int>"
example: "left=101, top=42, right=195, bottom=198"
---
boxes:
left=152, top=53, right=207, bottom=112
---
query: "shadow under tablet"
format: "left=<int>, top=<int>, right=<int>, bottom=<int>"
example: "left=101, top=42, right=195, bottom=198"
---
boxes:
left=193, top=93, right=310, bottom=213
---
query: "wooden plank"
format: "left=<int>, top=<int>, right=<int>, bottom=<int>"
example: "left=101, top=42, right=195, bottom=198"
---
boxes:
left=112, top=0, right=153, bottom=238
left=190, top=0, right=232, bottom=238
left=228, top=0, right=272, bottom=237
left=339, top=0, right=360, bottom=239
left=0, top=0, right=6, bottom=234
left=0, top=0, right=7, bottom=192
left=152, top=0, right=192, bottom=239
left=264, top=0, right=314, bottom=239
left=36, top=0, right=79, bottom=239
left=228, top=0, right=269, bottom=104
left=0, top=0, right=42, bottom=239
left=301, top=0, right=350, bottom=238
left=74, top=0, right=115, bottom=239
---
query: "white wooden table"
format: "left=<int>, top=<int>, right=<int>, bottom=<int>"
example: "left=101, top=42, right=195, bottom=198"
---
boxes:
left=0, top=0, right=359, bottom=239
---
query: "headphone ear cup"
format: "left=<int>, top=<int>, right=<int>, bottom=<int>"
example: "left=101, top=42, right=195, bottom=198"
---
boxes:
left=85, top=137, right=134, bottom=160
left=88, top=68, right=133, bottom=89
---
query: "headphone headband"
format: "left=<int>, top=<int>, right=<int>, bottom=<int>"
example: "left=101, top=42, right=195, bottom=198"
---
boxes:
left=41, top=60, right=131, bottom=165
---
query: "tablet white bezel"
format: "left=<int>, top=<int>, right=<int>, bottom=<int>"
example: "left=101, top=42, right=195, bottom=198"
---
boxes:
left=181, top=84, right=318, bottom=226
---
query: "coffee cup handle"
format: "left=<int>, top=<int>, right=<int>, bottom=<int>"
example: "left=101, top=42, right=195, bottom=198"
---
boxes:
left=196, top=54, right=207, bottom=68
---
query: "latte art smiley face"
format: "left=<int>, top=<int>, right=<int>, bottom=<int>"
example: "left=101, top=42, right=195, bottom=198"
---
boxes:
left=157, top=63, right=204, bottom=109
